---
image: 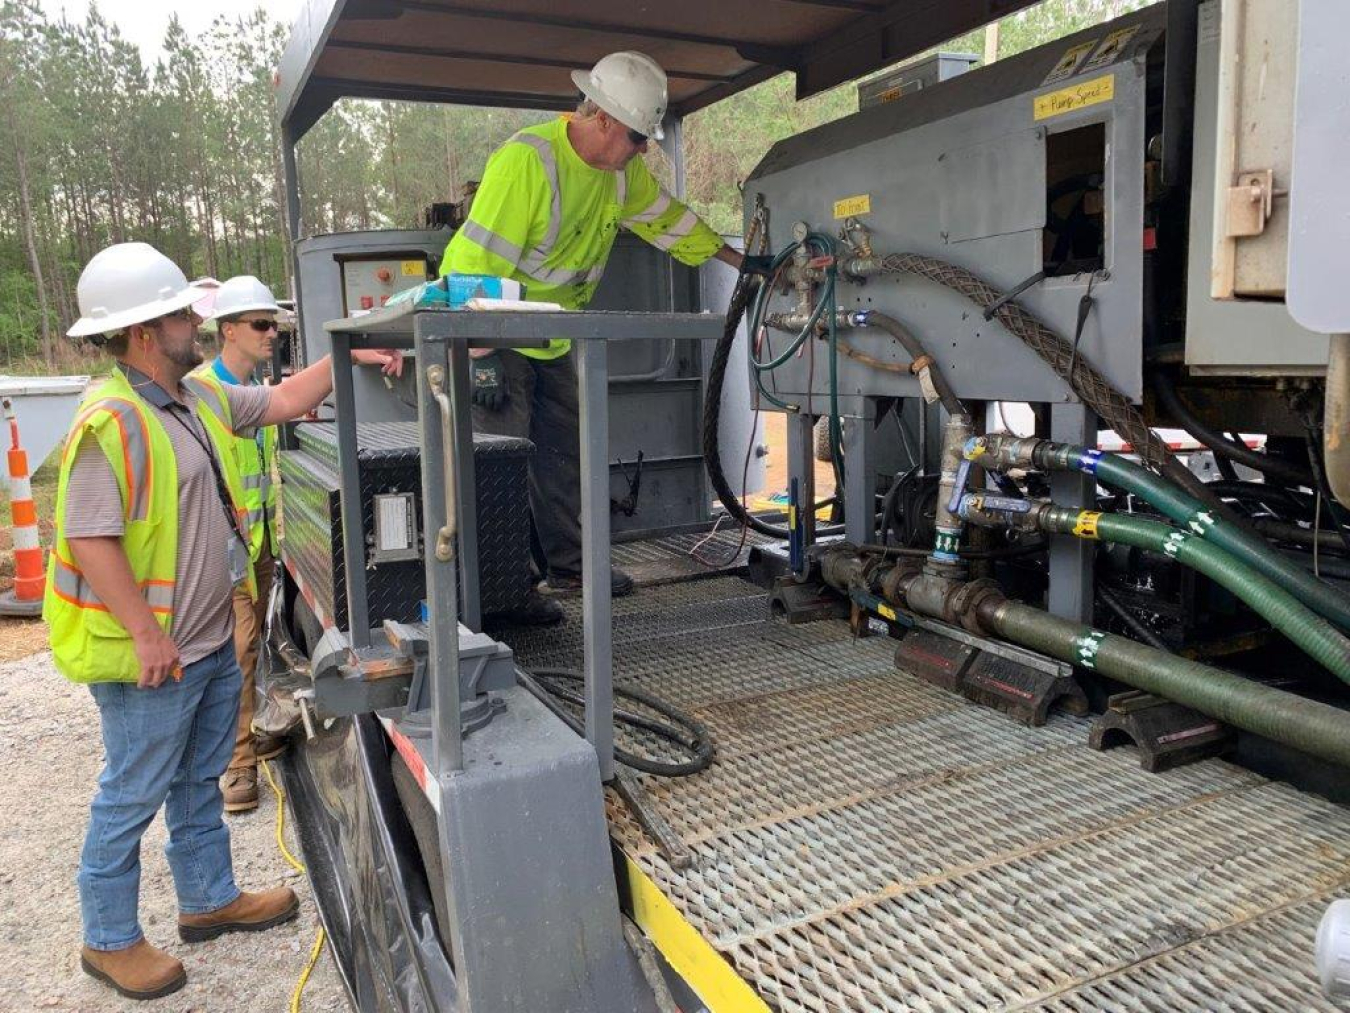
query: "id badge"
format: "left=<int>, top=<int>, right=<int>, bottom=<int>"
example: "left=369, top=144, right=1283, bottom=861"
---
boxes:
left=227, top=531, right=249, bottom=585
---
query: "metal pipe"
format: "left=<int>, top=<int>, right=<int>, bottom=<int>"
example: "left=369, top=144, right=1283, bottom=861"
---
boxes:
left=1325, top=333, right=1350, bottom=504
left=930, top=413, right=974, bottom=572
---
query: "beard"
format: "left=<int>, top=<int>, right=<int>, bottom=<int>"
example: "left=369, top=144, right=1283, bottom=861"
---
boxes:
left=161, top=332, right=204, bottom=370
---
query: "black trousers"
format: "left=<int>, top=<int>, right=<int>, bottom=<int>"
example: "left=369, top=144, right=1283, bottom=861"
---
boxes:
left=471, top=349, right=584, bottom=579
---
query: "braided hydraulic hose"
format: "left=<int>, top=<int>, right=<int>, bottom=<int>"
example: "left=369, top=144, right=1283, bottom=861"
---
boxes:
left=858, top=253, right=1219, bottom=508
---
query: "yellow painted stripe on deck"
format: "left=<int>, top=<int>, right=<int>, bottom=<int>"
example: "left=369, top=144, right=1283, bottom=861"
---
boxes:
left=623, top=856, right=771, bottom=1012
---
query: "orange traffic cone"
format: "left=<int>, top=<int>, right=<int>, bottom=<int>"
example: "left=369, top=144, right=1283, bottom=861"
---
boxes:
left=0, top=397, right=44, bottom=616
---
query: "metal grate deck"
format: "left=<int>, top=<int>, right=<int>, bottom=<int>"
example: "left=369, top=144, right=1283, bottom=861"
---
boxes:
left=495, top=576, right=1350, bottom=1012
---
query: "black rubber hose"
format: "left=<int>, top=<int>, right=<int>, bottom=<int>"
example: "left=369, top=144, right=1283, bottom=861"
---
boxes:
left=1152, top=371, right=1315, bottom=487
left=703, top=271, right=844, bottom=539
left=861, top=252, right=1219, bottom=508
left=1205, top=481, right=1315, bottom=518
left=518, top=668, right=715, bottom=778
left=859, top=311, right=966, bottom=417
left=1097, top=585, right=1172, bottom=652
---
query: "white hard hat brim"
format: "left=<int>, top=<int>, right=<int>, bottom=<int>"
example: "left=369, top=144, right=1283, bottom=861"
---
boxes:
left=205, top=298, right=281, bottom=323
left=571, top=69, right=665, bottom=140
left=67, top=281, right=218, bottom=339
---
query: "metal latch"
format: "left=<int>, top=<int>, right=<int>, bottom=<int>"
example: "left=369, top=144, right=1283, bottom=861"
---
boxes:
left=1225, top=169, right=1284, bottom=238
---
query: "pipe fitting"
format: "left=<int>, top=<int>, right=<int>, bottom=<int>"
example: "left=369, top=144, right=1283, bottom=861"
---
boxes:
left=958, top=493, right=1043, bottom=532
left=819, top=543, right=866, bottom=594
left=965, top=433, right=1041, bottom=471
left=879, top=560, right=922, bottom=607
left=949, top=579, right=1005, bottom=635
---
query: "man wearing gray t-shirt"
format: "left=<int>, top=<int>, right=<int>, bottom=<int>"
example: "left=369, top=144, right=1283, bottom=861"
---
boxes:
left=51, top=243, right=402, bottom=1002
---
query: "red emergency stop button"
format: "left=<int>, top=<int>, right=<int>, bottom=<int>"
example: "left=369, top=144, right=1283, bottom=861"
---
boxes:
left=376, top=268, right=392, bottom=283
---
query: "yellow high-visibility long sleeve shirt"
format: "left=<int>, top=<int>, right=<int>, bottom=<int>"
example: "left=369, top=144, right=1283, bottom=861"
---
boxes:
left=439, top=117, right=723, bottom=359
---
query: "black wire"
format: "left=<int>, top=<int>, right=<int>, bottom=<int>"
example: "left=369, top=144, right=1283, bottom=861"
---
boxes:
left=1096, top=585, right=1172, bottom=652
left=517, top=668, right=715, bottom=778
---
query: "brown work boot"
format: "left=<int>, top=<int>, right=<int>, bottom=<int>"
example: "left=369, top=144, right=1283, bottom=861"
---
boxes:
left=80, top=939, right=186, bottom=1001
left=253, top=731, right=288, bottom=762
left=222, top=767, right=258, bottom=813
left=178, top=887, right=300, bottom=943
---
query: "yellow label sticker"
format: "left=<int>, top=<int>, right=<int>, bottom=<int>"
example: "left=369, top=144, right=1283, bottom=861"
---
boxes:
left=877, top=603, right=897, bottom=621
left=1082, top=25, right=1141, bottom=72
left=833, top=194, right=872, bottom=219
left=1073, top=511, right=1102, bottom=539
left=1034, top=73, right=1115, bottom=121
left=1042, top=40, right=1098, bottom=85
left=400, top=259, right=426, bottom=277
left=878, top=86, right=903, bottom=104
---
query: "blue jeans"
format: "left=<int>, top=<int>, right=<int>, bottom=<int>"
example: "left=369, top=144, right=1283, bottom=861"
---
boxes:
left=78, top=641, right=243, bottom=950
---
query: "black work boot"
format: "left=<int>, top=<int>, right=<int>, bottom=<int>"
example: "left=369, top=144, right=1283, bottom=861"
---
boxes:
left=502, top=588, right=565, bottom=626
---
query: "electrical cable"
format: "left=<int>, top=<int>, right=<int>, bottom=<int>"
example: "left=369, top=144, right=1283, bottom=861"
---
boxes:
left=517, top=669, right=715, bottom=777
left=702, top=248, right=845, bottom=539
left=259, top=759, right=327, bottom=1013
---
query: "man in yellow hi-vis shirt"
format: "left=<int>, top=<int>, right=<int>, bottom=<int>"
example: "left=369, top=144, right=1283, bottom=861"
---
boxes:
left=441, top=51, right=770, bottom=624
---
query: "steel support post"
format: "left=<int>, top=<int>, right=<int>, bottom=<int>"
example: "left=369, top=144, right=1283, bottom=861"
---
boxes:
left=416, top=327, right=464, bottom=776
left=448, top=339, right=481, bottom=631
left=577, top=340, right=616, bottom=781
left=1048, top=402, right=1096, bottom=623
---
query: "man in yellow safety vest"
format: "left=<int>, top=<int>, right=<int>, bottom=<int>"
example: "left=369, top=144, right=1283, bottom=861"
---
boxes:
left=49, top=242, right=402, bottom=1002
left=440, top=51, right=772, bottom=624
left=192, top=276, right=285, bottom=814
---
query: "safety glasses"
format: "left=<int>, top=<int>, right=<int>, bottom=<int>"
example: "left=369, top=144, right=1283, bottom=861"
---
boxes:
left=236, top=319, right=278, bottom=333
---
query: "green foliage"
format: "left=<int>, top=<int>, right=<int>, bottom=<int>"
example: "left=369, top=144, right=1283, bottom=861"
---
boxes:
left=0, top=0, right=1148, bottom=370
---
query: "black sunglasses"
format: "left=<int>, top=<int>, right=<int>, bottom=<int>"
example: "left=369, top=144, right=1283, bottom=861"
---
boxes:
left=152, top=308, right=194, bottom=326
left=626, top=128, right=648, bottom=145
left=231, top=319, right=278, bottom=333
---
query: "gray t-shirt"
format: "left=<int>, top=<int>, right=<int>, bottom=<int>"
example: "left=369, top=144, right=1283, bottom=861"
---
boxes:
left=64, top=366, right=272, bottom=666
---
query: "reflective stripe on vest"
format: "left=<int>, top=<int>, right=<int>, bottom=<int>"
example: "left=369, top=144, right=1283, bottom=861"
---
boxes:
left=49, top=554, right=174, bottom=614
left=507, top=131, right=624, bottom=290
left=648, top=207, right=702, bottom=253
left=64, top=396, right=155, bottom=521
left=45, top=367, right=259, bottom=685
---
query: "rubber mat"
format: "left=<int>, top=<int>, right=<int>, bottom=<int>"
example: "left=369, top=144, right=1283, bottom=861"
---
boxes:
left=496, top=577, right=1350, bottom=1012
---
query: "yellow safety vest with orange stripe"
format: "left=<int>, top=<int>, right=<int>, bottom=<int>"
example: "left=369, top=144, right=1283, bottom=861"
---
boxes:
left=43, top=367, right=255, bottom=684
left=440, top=116, right=723, bottom=359
left=189, top=364, right=278, bottom=561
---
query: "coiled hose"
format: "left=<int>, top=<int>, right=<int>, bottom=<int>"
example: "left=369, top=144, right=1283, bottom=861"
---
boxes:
left=1035, top=507, right=1350, bottom=682
left=518, top=668, right=715, bottom=777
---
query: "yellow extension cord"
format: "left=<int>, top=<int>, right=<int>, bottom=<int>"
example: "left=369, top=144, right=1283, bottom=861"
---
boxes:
left=260, top=758, right=327, bottom=1013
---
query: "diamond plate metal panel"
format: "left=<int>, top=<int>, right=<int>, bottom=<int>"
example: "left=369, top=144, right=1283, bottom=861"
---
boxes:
left=283, top=422, right=533, bottom=627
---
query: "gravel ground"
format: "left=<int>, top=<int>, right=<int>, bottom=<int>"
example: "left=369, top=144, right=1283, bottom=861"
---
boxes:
left=0, top=649, right=352, bottom=1013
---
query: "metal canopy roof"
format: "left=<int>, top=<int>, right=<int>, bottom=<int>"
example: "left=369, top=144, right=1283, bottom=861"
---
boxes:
left=276, top=0, right=1040, bottom=141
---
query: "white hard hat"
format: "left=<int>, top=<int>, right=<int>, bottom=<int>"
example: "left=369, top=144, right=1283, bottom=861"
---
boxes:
left=68, top=242, right=215, bottom=338
left=571, top=51, right=667, bottom=141
left=207, top=275, right=281, bottom=321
